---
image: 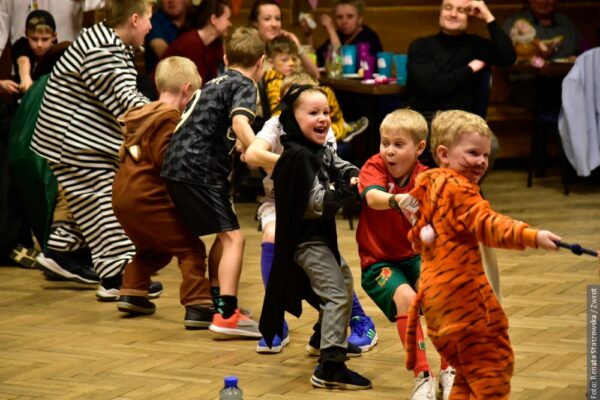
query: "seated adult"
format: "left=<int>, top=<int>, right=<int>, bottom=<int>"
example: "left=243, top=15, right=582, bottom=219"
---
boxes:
left=407, top=0, right=516, bottom=119
left=310, top=0, right=383, bottom=67
left=503, top=0, right=583, bottom=114
left=144, top=0, right=191, bottom=74
left=503, top=0, right=583, bottom=61
left=160, top=0, right=231, bottom=84
left=248, top=0, right=319, bottom=79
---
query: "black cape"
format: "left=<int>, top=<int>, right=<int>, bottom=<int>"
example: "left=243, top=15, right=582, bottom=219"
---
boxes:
left=258, top=85, right=341, bottom=347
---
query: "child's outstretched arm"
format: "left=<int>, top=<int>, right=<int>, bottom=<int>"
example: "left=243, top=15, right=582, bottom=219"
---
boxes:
left=16, top=56, right=33, bottom=92
left=231, top=114, right=256, bottom=151
left=244, top=137, right=279, bottom=171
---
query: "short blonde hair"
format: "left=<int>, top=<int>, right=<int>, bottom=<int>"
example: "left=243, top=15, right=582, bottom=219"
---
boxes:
left=155, top=56, right=202, bottom=93
left=294, top=86, right=328, bottom=112
left=105, top=0, right=152, bottom=28
left=430, top=110, right=494, bottom=165
left=380, top=109, right=428, bottom=144
left=280, top=71, right=318, bottom=98
left=226, top=27, right=265, bottom=68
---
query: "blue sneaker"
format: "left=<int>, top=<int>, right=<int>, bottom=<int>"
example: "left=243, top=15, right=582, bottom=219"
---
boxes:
left=348, top=316, right=378, bottom=352
left=256, top=320, right=289, bottom=354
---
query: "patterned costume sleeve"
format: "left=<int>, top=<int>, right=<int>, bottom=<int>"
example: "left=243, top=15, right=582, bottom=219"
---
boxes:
left=229, top=78, right=257, bottom=122
left=81, top=46, right=148, bottom=116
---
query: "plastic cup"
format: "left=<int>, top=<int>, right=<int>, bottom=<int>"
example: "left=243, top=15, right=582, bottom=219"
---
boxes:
left=376, top=51, right=393, bottom=78
left=341, top=44, right=357, bottom=74
left=394, top=54, right=408, bottom=85
left=360, top=55, right=375, bottom=79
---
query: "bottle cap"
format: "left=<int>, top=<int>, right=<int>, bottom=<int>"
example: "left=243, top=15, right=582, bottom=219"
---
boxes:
left=224, top=376, right=238, bottom=387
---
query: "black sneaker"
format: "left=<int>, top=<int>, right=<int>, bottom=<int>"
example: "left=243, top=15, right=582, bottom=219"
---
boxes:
left=97, top=278, right=163, bottom=302
left=148, top=281, right=163, bottom=299
left=36, top=249, right=99, bottom=284
left=184, top=304, right=216, bottom=330
left=42, top=269, right=69, bottom=281
left=310, top=365, right=372, bottom=390
left=117, top=295, right=156, bottom=315
left=342, top=117, right=369, bottom=143
left=306, top=334, right=362, bottom=358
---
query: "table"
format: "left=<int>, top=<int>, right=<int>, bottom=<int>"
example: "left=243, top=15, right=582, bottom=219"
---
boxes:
left=319, top=77, right=407, bottom=164
left=505, top=61, right=574, bottom=77
left=320, top=77, right=406, bottom=96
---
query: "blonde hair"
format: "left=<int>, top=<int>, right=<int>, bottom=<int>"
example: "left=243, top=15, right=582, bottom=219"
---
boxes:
left=280, top=71, right=318, bottom=98
left=225, top=27, right=265, bottom=68
left=155, top=56, right=202, bottom=93
left=380, top=109, right=428, bottom=144
left=294, top=87, right=328, bottom=112
left=105, top=0, right=152, bottom=28
left=26, top=18, right=54, bottom=35
left=430, top=110, right=494, bottom=165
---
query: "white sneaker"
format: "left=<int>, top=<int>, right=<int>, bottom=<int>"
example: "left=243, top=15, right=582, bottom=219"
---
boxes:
left=439, top=366, right=456, bottom=400
left=411, top=371, right=438, bottom=400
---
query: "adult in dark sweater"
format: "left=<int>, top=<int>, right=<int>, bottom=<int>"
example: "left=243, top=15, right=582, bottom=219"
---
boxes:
left=407, top=0, right=516, bottom=116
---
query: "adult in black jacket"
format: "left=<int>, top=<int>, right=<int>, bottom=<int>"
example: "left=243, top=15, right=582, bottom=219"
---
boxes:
left=407, top=0, right=516, bottom=116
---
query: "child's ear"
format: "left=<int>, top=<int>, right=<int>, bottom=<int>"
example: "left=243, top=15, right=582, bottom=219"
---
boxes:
left=416, top=139, right=426, bottom=156
left=436, top=145, right=449, bottom=166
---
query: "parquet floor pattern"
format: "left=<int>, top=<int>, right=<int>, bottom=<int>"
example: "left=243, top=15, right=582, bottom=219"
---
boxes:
left=0, top=170, right=598, bottom=399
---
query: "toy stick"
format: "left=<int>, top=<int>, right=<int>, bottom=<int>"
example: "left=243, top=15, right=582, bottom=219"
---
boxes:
left=553, top=240, right=598, bottom=257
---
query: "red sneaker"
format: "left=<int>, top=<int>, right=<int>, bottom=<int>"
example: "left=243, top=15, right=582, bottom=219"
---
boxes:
left=209, top=309, right=262, bottom=338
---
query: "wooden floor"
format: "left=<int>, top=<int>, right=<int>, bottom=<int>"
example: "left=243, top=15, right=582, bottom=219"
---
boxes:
left=0, top=169, right=598, bottom=400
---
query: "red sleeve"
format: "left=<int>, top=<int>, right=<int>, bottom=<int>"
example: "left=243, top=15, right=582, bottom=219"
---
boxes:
left=358, top=155, right=388, bottom=195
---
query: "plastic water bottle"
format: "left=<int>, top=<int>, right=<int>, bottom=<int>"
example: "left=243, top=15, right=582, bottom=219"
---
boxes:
left=219, top=376, right=243, bottom=400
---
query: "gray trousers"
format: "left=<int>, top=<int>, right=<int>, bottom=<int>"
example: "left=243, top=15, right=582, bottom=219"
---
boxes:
left=294, top=242, right=353, bottom=351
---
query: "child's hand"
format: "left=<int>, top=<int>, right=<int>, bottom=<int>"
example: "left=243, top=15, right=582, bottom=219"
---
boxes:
left=19, top=77, right=33, bottom=93
left=397, top=194, right=419, bottom=225
left=350, top=177, right=359, bottom=185
left=0, top=79, right=19, bottom=95
left=536, top=230, right=561, bottom=250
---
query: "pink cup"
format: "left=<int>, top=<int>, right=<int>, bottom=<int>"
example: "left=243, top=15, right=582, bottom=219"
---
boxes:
left=360, top=55, right=375, bottom=79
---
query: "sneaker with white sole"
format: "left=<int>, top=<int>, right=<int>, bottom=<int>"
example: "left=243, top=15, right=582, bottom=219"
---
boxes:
left=439, top=366, right=455, bottom=400
left=310, top=365, right=372, bottom=390
left=411, top=371, right=438, bottom=400
left=36, top=250, right=99, bottom=284
left=96, top=281, right=163, bottom=302
left=117, top=295, right=156, bottom=315
left=256, top=320, right=289, bottom=353
left=342, top=117, right=369, bottom=143
left=348, top=315, right=378, bottom=352
left=209, top=309, right=262, bottom=338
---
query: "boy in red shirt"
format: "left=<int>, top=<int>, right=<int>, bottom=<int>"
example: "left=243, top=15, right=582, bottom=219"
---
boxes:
left=357, top=109, right=453, bottom=400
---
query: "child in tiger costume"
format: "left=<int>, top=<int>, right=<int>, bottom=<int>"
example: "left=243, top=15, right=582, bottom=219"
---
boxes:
left=356, top=109, right=455, bottom=400
left=404, top=110, right=560, bottom=399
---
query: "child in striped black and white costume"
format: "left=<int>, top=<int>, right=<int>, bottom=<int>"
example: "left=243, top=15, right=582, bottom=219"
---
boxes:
left=31, top=0, right=154, bottom=300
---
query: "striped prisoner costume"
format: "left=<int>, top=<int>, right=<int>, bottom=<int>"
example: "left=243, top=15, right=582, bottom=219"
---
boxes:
left=31, top=22, right=148, bottom=278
